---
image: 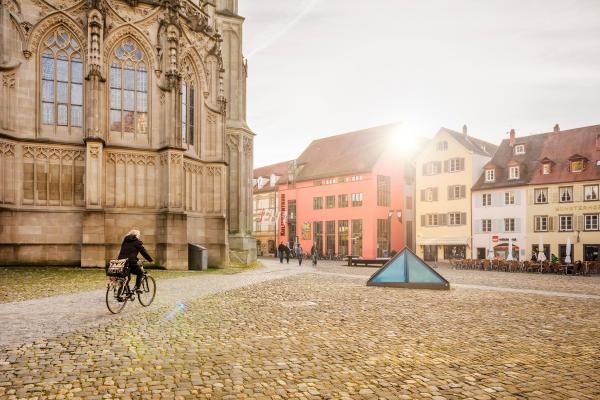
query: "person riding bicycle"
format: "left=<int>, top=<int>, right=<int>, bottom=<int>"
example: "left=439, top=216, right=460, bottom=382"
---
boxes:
left=117, top=229, right=153, bottom=292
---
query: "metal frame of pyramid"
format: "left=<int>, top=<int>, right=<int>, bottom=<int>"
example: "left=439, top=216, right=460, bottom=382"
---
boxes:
left=367, top=247, right=450, bottom=290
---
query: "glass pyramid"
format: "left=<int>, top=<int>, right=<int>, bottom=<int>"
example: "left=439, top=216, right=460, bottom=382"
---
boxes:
left=367, top=247, right=450, bottom=290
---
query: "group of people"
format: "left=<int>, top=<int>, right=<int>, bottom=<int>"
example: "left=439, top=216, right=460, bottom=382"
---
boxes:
left=277, top=241, right=319, bottom=266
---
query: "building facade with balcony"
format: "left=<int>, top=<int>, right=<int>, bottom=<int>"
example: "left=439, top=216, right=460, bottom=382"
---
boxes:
left=252, top=161, right=290, bottom=257
left=277, top=124, right=407, bottom=259
left=415, top=127, right=497, bottom=261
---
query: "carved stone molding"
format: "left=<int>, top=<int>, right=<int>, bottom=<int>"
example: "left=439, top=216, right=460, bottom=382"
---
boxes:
left=183, top=160, right=204, bottom=175
left=226, top=133, right=239, bottom=150
left=106, top=151, right=157, bottom=166
left=206, top=166, right=222, bottom=176
left=0, top=140, right=16, bottom=158
left=242, top=136, right=252, bottom=155
left=23, top=144, right=85, bottom=161
left=103, top=24, right=156, bottom=74
left=25, top=12, right=86, bottom=59
left=1, top=72, right=16, bottom=87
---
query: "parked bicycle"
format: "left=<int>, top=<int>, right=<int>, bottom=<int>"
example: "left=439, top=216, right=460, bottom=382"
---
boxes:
left=106, top=260, right=156, bottom=314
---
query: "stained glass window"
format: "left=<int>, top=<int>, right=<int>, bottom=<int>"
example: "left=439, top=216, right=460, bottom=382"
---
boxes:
left=40, top=29, right=83, bottom=127
left=110, top=40, right=148, bottom=134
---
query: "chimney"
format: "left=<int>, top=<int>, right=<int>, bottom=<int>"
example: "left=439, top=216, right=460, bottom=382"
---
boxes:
left=554, top=124, right=560, bottom=133
left=509, top=129, right=516, bottom=146
left=462, top=124, right=468, bottom=136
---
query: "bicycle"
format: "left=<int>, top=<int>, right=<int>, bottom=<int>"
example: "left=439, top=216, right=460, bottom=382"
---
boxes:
left=106, top=261, right=156, bottom=314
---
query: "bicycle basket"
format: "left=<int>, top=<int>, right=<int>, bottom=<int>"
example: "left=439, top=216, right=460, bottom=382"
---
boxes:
left=106, top=259, right=130, bottom=277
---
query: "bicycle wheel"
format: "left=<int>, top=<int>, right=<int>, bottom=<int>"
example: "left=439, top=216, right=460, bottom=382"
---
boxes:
left=137, top=275, right=156, bottom=307
left=106, top=280, right=127, bottom=314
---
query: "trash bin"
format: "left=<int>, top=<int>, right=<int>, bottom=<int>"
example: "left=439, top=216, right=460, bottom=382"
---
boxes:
left=188, top=243, right=208, bottom=271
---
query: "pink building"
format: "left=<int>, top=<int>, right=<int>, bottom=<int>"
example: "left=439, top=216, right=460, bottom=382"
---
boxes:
left=277, top=125, right=407, bottom=258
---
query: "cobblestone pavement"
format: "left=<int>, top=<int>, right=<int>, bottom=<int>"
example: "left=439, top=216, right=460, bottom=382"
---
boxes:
left=0, top=262, right=302, bottom=349
left=312, top=260, right=600, bottom=296
left=1, top=258, right=599, bottom=399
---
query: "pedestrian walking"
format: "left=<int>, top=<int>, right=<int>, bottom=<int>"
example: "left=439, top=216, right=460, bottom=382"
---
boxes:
left=297, top=245, right=304, bottom=266
left=285, top=244, right=290, bottom=264
left=277, top=242, right=286, bottom=263
left=310, top=244, right=318, bottom=267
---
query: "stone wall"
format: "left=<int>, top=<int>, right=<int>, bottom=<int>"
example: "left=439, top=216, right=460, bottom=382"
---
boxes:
left=0, top=0, right=255, bottom=268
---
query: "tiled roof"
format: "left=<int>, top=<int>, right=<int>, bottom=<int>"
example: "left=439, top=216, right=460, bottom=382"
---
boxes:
left=253, top=161, right=291, bottom=179
left=442, top=128, right=498, bottom=157
left=473, top=124, right=600, bottom=190
left=530, top=125, right=600, bottom=185
left=294, top=123, right=400, bottom=181
left=253, top=160, right=292, bottom=194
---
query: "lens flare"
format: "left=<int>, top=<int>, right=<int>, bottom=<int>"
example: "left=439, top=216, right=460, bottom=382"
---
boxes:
left=164, top=299, right=188, bottom=321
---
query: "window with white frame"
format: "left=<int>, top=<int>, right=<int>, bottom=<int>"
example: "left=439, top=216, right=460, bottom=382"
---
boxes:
left=542, top=163, right=551, bottom=175
left=436, top=141, right=448, bottom=151
left=584, top=214, right=599, bottom=231
left=559, top=186, right=573, bottom=203
left=514, top=144, right=525, bottom=155
left=449, top=212, right=461, bottom=225
left=559, top=215, right=573, bottom=231
left=425, top=188, right=436, bottom=202
left=485, top=169, right=495, bottom=182
left=448, top=158, right=464, bottom=172
left=504, top=218, right=515, bottom=232
left=423, top=161, right=442, bottom=175
left=41, top=29, right=83, bottom=127
left=350, top=175, right=363, bottom=182
left=535, top=188, right=548, bottom=204
left=482, top=219, right=492, bottom=232
left=534, top=216, right=548, bottom=232
left=509, top=166, right=520, bottom=180
left=351, top=193, right=363, bottom=206
left=584, top=185, right=599, bottom=201
left=504, top=192, right=515, bottom=205
left=482, top=193, right=491, bottom=206
left=427, top=214, right=439, bottom=226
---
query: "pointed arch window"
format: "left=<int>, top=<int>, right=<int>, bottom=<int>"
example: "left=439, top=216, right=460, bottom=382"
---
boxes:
left=109, top=40, right=148, bottom=134
left=41, top=29, right=83, bottom=127
left=181, top=79, right=195, bottom=145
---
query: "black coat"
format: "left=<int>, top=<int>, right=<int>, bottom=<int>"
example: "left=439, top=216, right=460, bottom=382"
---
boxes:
left=117, top=235, right=153, bottom=265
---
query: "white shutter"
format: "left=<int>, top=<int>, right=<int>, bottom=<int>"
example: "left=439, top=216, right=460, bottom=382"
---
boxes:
left=448, top=186, right=454, bottom=200
left=515, top=191, right=522, bottom=205
left=460, top=185, right=466, bottom=199
left=460, top=212, right=467, bottom=225
left=493, top=192, right=503, bottom=206
left=474, top=193, right=482, bottom=208
left=492, top=219, right=501, bottom=233
left=474, top=220, right=481, bottom=234
left=527, top=188, right=534, bottom=205
left=515, top=218, right=522, bottom=233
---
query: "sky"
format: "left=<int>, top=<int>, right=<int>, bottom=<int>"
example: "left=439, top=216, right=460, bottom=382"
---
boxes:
left=238, top=0, right=600, bottom=168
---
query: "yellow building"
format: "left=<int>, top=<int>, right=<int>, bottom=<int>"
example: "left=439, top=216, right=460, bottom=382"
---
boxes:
left=415, top=127, right=497, bottom=261
left=525, top=125, right=600, bottom=262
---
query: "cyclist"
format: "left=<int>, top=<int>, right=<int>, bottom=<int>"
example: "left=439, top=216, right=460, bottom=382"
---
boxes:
left=117, top=229, right=153, bottom=292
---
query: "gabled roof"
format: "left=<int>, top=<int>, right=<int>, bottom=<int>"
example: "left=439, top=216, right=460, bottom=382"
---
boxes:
left=473, top=124, right=600, bottom=190
left=294, top=123, right=400, bottom=181
left=253, top=160, right=292, bottom=194
left=530, top=125, right=600, bottom=185
left=441, top=128, right=498, bottom=157
left=253, top=160, right=291, bottom=179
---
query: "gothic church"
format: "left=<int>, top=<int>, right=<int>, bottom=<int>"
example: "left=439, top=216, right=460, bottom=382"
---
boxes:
left=0, top=0, right=255, bottom=268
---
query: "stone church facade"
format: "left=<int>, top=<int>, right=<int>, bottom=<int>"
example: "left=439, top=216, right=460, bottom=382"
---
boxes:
left=0, top=0, right=255, bottom=268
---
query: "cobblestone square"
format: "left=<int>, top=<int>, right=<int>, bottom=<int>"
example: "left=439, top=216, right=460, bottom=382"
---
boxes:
left=1, top=259, right=599, bottom=399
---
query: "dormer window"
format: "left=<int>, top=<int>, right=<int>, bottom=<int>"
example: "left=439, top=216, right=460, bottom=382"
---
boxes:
left=570, top=160, right=584, bottom=172
left=542, top=163, right=551, bottom=175
left=509, top=166, right=520, bottom=180
left=485, top=169, right=495, bottom=182
left=514, top=144, right=525, bottom=155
